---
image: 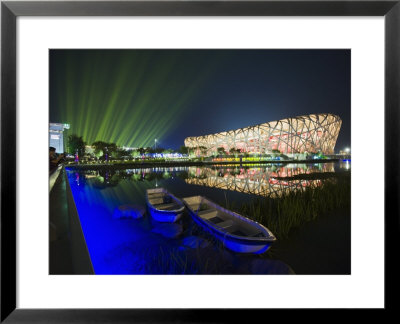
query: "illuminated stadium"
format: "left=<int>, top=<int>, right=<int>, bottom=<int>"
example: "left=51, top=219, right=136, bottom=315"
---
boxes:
left=184, top=113, right=342, bottom=156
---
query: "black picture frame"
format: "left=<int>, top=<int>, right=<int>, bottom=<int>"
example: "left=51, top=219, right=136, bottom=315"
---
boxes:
left=1, top=0, right=398, bottom=322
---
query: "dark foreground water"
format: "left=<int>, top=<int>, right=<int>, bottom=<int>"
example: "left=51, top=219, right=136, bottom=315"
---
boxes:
left=65, top=161, right=351, bottom=275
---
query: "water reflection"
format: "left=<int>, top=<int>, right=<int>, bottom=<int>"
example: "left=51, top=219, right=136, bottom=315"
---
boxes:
left=64, top=162, right=350, bottom=274
left=71, top=167, right=188, bottom=188
left=185, top=163, right=337, bottom=198
left=339, top=160, right=351, bottom=170
left=68, top=162, right=350, bottom=199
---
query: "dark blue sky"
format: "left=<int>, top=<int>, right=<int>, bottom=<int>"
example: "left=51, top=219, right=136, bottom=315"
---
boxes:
left=173, top=49, right=350, bottom=151
left=50, top=49, right=350, bottom=151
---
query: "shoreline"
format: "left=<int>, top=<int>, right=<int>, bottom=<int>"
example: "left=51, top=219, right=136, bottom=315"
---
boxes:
left=64, top=158, right=342, bottom=170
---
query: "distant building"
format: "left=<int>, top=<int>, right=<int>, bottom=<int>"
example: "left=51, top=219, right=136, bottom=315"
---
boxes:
left=122, top=146, right=138, bottom=151
left=338, top=149, right=351, bottom=155
left=49, top=123, right=70, bottom=153
left=184, top=113, right=342, bottom=156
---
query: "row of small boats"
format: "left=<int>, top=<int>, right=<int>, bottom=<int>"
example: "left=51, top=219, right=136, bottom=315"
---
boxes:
left=146, top=188, right=276, bottom=254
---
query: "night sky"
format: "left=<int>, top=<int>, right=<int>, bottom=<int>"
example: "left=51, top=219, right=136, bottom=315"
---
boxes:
left=50, top=49, right=350, bottom=151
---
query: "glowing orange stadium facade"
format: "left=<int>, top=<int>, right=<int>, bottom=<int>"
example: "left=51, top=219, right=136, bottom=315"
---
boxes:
left=184, top=113, right=341, bottom=156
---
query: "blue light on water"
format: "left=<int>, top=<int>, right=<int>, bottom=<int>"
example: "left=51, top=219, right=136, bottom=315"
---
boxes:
left=66, top=170, right=168, bottom=274
left=64, top=167, right=296, bottom=274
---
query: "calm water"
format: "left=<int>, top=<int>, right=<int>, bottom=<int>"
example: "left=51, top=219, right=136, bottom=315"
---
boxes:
left=66, top=161, right=351, bottom=275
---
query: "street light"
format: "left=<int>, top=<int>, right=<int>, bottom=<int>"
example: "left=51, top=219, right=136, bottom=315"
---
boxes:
left=154, top=138, right=157, bottom=151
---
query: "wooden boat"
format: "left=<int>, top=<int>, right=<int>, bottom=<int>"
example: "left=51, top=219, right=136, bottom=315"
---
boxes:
left=182, top=196, right=276, bottom=254
left=146, top=188, right=185, bottom=223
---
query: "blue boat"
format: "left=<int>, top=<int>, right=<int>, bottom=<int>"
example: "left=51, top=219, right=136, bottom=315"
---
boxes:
left=182, top=196, right=276, bottom=254
left=146, top=188, right=185, bottom=223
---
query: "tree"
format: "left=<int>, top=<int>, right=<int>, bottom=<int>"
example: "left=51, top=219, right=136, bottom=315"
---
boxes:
left=217, top=147, right=226, bottom=155
left=111, top=147, right=130, bottom=159
left=131, top=150, right=141, bottom=159
left=317, top=151, right=327, bottom=159
left=199, top=146, right=208, bottom=156
left=179, top=146, right=189, bottom=155
left=92, top=141, right=108, bottom=155
left=271, top=148, right=280, bottom=158
left=92, top=141, right=118, bottom=159
left=188, top=148, right=195, bottom=157
left=162, top=149, right=173, bottom=155
left=107, top=143, right=117, bottom=153
left=95, top=149, right=104, bottom=160
left=229, top=147, right=241, bottom=157
left=68, top=134, right=86, bottom=157
left=85, top=146, right=95, bottom=156
left=144, top=146, right=154, bottom=154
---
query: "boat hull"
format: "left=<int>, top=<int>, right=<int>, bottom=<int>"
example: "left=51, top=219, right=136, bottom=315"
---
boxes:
left=147, top=203, right=183, bottom=223
left=188, top=209, right=273, bottom=254
left=146, top=188, right=185, bottom=223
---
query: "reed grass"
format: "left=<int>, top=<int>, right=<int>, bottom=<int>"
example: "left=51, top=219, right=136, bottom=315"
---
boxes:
left=227, top=173, right=351, bottom=239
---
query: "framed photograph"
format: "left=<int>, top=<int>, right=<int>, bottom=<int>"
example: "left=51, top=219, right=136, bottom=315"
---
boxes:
left=1, top=0, right=397, bottom=321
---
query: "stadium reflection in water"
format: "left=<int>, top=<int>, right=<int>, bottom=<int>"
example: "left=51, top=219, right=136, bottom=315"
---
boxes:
left=185, top=163, right=339, bottom=198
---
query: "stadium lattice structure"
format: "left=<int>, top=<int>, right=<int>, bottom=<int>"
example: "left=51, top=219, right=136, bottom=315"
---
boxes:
left=184, top=113, right=342, bottom=156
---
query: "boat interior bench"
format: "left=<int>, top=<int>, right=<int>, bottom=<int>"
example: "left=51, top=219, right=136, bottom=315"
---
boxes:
left=148, top=193, right=165, bottom=198
left=149, top=198, right=164, bottom=205
left=215, top=219, right=234, bottom=229
left=199, top=210, right=230, bottom=227
left=198, top=209, right=218, bottom=220
left=149, top=195, right=174, bottom=205
left=156, top=203, right=181, bottom=211
left=198, top=209, right=235, bottom=230
left=187, top=203, right=200, bottom=211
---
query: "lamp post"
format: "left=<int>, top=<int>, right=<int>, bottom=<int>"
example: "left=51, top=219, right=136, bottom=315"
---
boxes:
left=344, top=147, right=350, bottom=158
left=154, top=138, right=157, bottom=151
